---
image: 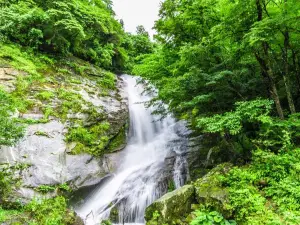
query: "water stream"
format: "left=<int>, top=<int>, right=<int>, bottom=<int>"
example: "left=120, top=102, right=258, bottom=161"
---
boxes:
left=76, top=75, right=188, bottom=225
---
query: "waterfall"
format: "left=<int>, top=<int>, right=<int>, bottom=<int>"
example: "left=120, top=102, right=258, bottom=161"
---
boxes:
left=76, top=75, right=189, bottom=225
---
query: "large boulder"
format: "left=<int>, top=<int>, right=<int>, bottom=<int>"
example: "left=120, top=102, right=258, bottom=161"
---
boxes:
left=145, top=185, right=195, bottom=225
left=194, top=163, right=233, bottom=218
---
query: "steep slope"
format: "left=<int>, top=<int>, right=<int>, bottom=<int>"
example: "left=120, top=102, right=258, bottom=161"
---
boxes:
left=0, top=43, right=129, bottom=224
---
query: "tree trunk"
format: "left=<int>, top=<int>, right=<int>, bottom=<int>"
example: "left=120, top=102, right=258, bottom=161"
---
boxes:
left=282, top=0, right=296, bottom=113
left=254, top=0, right=285, bottom=119
left=283, top=30, right=296, bottom=113
left=292, top=50, right=300, bottom=92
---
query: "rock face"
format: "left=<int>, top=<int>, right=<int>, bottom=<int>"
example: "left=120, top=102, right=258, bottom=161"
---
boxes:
left=145, top=185, right=195, bottom=225
left=0, top=66, right=27, bottom=92
left=0, top=121, right=121, bottom=195
left=0, top=64, right=129, bottom=201
left=172, top=122, right=223, bottom=182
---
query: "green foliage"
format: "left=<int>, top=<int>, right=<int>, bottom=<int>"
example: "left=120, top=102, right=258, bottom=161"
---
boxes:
left=197, top=99, right=273, bottom=135
left=0, top=196, right=75, bottom=225
left=101, top=220, right=112, bottom=225
left=66, top=122, right=110, bottom=156
left=0, top=207, right=20, bottom=223
left=96, top=71, right=116, bottom=90
left=0, top=169, right=12, bottom=200
left=25, top=196, right=75, bottom=225
left=133, top=2, right=300, bottom=224
left=122, top=26, right=154, bottom=72
left=190, top=211, right=236, bottom=225
left=107, top=124, right=127, bottom=152
left=219, top=148, right=300, bottom=224
left=135, top=0, right=300, bottom=124
left=35, top=183, right=71, bottom=193
left=35, top=91, right=55, bottom=101
left=35, top=185, right=56, bottom=193
left=0, top=44, right=50, bottom=75
left=0, top=89, right=25, bottom=146
left=0, top=0, right=127, bottom=71
left=57, top=89, right=83, bottom=121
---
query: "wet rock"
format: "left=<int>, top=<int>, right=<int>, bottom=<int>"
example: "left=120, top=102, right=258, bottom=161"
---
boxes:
left=194, top=163, right=233, bottom=218
left=72, top=213, right=85, bottom=225
left=145, top=185, right=195, bottom=225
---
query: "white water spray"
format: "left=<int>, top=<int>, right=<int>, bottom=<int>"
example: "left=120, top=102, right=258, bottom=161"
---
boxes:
left=76, top=75, right=188, bottom=225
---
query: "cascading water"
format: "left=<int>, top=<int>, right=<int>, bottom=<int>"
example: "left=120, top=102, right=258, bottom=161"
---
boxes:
left=76, top=75, right=189, bottom=225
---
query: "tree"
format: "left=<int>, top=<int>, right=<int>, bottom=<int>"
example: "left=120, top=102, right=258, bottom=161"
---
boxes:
left=136, top=25, right=149, bottom=37
left=0, top=0, right=126, bottom=71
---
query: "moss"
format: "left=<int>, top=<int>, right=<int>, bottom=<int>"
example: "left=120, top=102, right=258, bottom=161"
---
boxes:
left=145, top=185, right=195, bottom=225
left=41, top=105, right=56, bottom=120
left=0, top=196, right=77, bottom=225
left=0, top=43, right=124, bottom=158
left=108, top=205, right=119, bottom=222
left=0, top=169, right=12, bottom=201
left=17, top=118, right=50, bottom=125
left=66, top=122, right=111, bottom=156
left=0, top=208, right=21, bottom=223
left=167, top=180, right=176, bottom=192
left=69, top=142, right=88, bottom=155
left=0, top=44, right=48, bottom=76
left=193, top=163, right=233, bottom=218
left=35, top=185, right=56, bottom=193
left=101, top=220, right=113, bottom=225
left=57, top=89, right=83, bottom=121
left=35, top=183, right=71, bottom=194
left=35, top=91, right=55, bottom=101
left=34, top=131, right=50, bottom=137
left=69, top=78, right=82, bottom=84
left=107, top=124, right=127, bottom=152
left=96, top=71, right=116, bottom=90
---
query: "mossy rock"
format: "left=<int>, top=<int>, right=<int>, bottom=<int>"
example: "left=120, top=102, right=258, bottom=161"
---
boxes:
left=145, top=185, right=195, bottom=225
left=194, top=163, right=233, bottom=218
left=108, top=205, right=119, bottom=222
left=107, top=123, right=128, bottom=153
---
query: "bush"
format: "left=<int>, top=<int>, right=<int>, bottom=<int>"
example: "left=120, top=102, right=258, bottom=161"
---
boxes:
left=0, top=89, right=24, bottom=146
left=190, top=211, right=236, bottom=225
left=25, top=197, right=75, bottom=225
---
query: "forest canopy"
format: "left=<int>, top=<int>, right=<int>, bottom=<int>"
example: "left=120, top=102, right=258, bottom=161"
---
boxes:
left=0, top=0, right=153, bottom=72
left=134, top=0, right=300, bottom=150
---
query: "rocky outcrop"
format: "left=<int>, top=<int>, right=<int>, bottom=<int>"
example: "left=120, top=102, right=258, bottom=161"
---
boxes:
left=145, top=164, right=233, bottom=225
left=145, top=185, right=195, bottom=225
left=0, top=121, right=122, bottom=199
left=0, top=62, right=129, bottom=202
left=0, top=66, right=27, bottom=92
